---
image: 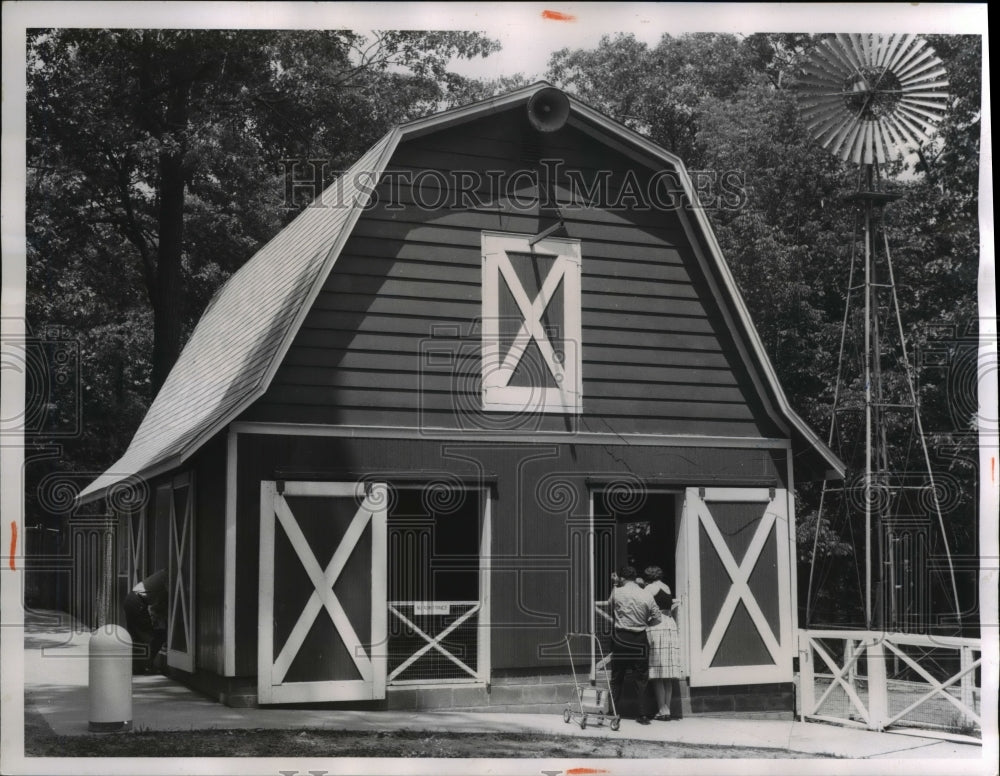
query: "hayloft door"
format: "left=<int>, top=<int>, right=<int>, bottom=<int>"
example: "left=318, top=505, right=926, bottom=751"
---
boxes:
left=167, top=473, right=196, bottom=672
left=258, top=481, right=388, bottom=704
left=683, top=487, right=793, bottom=686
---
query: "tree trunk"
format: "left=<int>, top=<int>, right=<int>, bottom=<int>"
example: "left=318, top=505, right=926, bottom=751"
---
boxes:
left=150, top=76, right=190, bottom=394
left=151, top=152, right=186, bottom=393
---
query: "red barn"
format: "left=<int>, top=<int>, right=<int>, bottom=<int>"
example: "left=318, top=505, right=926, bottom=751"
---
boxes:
left=80, top=83, right=842, bottom=714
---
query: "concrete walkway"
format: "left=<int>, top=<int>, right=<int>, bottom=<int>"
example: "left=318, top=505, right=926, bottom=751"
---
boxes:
left=21, top=609, right=985, bottom=760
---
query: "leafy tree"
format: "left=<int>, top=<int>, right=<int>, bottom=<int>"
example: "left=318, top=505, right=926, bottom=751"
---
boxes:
left=549, top=33, right=760, bottom=164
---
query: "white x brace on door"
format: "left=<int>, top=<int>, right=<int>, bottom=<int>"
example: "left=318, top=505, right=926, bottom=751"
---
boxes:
left=481, top=230, right=582, bottom=413
left=167, top=473, right=196, bottom=672
left=258, top=481, right=387, bottom=704
left=684, top=487, right=793, bottom=686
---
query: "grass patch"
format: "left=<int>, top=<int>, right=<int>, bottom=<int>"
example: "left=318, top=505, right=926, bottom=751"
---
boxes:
left=24, top=723, right=827, bottom=759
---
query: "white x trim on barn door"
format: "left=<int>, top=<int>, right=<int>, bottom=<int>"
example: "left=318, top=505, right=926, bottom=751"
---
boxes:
left=482, top=231, right=582, bottom=413
left=167, top=473, right=195, bottom=673
left=494, top=251, right=573, bottom=387
left=258, top=481, right=387, bottom=704
left=697, top=501, right=782, bottom=662
left=685, top=487, right=793, bottom=686
left=127, top=505, right=146, bottom=588
left=272, top=495, right=373, bottom=684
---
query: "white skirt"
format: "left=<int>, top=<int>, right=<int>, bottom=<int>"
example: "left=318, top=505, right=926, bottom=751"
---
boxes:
left=647, top=614, right=682, bottom=679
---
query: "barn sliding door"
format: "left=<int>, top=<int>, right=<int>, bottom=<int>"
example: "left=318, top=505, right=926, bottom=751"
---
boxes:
left=684, top=487, right=793, bottom=686
left=167, top=473, right=196, bottom=672
left=258, top=481, right=387, bottom=704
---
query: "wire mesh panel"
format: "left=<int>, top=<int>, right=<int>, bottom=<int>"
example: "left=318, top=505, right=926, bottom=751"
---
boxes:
left=387, top=601, right=480, bottom=682
left=880, top=639, right=982, bottom=736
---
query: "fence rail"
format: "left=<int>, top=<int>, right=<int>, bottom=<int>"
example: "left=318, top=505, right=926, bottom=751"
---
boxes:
left=798, top=629, right=982, bottom=740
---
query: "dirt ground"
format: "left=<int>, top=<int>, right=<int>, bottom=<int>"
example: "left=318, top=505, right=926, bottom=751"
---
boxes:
left=24, top=705, right=825, bottom=758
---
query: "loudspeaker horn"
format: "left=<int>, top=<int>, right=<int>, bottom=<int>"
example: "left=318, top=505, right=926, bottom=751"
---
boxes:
left=526, top=87, right=570, bottom=133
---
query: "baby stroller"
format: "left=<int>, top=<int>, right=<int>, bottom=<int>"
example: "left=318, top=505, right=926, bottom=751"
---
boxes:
left=561, top=632, right=620, bottom=731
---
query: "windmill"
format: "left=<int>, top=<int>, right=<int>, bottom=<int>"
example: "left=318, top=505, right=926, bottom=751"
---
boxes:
left=795, top=33, right=961, bottom=632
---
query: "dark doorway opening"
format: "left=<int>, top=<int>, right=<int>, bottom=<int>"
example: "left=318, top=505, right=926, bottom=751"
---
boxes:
left=592, top=489, right=680, bottom=717
left=594, top=490, right=677, bottom=600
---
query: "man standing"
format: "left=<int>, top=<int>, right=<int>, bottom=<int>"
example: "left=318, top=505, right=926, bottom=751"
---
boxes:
left=123, top=569, right=168, bottom=674
left=609, top=565, right=661, bottom=724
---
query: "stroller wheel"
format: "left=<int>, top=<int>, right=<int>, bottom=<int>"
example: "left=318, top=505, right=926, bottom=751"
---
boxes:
left=563, top=708, right=571, bottom=723
left=579, top=716, right=587, bottom=729
left=610, top=717, right=621, bottom=731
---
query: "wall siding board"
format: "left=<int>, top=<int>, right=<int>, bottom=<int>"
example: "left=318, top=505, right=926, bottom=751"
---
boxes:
left=337, top=241, right=690, bottom=275
left=353, top=211, right=689, bottom=251
left=286, top=331, right=734, bottom=372
left=313, top=270, right=700, bottom=303
left=252, top=384, right=760, bottom=420
left=241, top=405, right=765, bottom=438
left=339, top=230, right=690, bottom=267
left=310, top=284, right=704, bottom=313
left=371, top=177, right=688, bottom=231
left=269, top=367, right=745, bottom=401
left=233, top=433, right=784, bottom=675
left=279, top=348, right=739, bottom=386
left=299, top=305, right=717, bottom=335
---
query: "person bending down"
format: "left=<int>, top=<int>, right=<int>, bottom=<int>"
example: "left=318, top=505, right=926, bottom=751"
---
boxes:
left=123, top=569, right=168, bottom=674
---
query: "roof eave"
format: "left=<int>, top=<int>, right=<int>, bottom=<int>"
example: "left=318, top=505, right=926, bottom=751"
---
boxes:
left=76, top=453, right=186, bottom=506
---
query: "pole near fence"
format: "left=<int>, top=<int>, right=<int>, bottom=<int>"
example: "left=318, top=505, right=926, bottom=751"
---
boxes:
left=798, top=632, right=815, bottom=721
left=960, top=645, right=975, bottom=727
left=865, top=639, right=889, bottom=731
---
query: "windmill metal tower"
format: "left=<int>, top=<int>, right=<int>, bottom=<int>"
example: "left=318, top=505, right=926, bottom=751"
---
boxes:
left=796, top=33, right=961, bottom=632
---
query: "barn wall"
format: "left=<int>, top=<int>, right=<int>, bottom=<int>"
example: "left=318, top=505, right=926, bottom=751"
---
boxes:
left=244, top=105, right=783, bottom=439
left=232, top=431, right=787, bottom=676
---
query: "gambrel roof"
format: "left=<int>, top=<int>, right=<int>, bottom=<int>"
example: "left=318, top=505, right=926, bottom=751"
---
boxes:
left=80, top=82, right=843, bottom=503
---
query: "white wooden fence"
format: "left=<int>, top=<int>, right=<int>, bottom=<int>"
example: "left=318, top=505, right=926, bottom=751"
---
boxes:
left=798, top=629, right=982, bottom=739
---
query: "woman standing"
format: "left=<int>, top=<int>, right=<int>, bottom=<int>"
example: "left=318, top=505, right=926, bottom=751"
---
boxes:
left=643, top=565, right=682, bottom=721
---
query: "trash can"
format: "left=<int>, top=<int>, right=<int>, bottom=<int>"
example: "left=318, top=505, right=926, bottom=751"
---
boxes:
left=89, top=625, right=132, bottom=732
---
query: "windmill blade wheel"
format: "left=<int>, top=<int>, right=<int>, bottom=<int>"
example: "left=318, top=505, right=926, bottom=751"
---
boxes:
left=795, top=33, right=949, bottom=165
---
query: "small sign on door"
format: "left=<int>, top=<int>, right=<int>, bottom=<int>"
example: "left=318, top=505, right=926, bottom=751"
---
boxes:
left=414, top=602, right=450, bottom=616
